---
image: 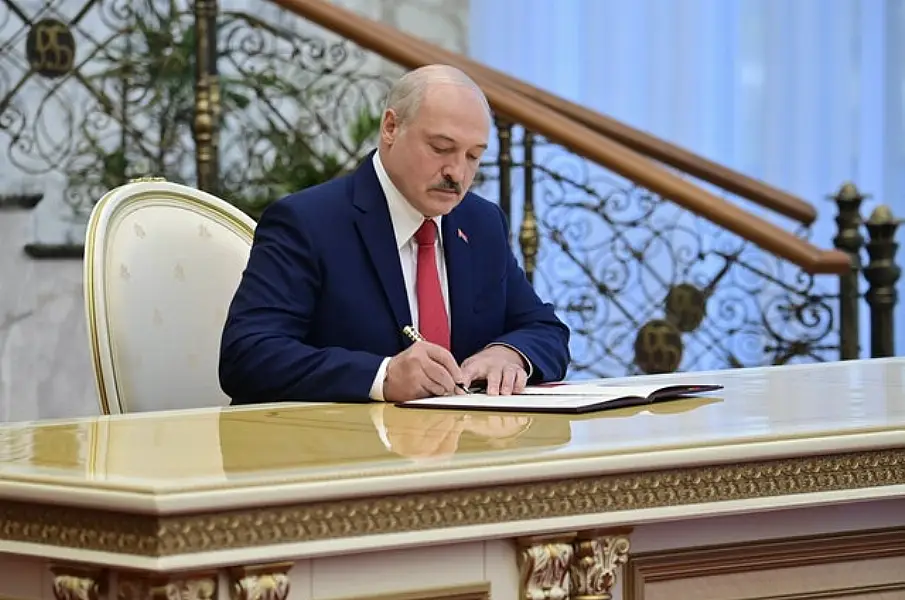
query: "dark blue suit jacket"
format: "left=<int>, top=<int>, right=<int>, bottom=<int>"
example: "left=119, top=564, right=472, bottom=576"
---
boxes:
left=219, top=155, right=571, bottom=404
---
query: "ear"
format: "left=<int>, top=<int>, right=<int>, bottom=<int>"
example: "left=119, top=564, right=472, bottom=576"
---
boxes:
left=381, top=109, right=400, bottom=145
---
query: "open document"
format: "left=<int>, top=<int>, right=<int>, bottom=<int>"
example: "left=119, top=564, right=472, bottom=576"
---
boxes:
left=398, top=382, right=723, bottom=415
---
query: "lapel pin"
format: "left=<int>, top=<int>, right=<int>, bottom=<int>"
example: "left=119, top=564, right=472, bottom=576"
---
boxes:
left=457, top=228, right=469, bottom=243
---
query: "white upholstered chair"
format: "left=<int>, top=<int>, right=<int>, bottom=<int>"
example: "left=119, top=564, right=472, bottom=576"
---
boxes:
left=83, top=179, right=257, bottom=415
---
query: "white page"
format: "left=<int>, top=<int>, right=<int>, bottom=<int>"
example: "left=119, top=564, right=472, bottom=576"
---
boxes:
left=403, top=394, right=599, bottom=411
left=519, top=384, right=671, bottom=397
left=403, top=389, right=652, bottom=411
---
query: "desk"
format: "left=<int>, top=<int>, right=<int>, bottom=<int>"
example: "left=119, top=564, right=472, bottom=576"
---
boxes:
left=0, top=358, right=904, bottom=600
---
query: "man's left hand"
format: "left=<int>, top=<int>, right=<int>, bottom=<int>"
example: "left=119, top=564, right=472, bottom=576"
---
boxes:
left=460, top=345, right=528, bottom=396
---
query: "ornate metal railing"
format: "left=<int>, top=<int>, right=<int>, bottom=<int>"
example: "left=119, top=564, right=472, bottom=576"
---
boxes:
left=472, top=128, right=846, bottom=377
left=0, top=0, right=899, bottom=379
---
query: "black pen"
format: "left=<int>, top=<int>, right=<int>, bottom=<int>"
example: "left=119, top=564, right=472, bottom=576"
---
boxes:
left=402, top=325, right=471, bottom=394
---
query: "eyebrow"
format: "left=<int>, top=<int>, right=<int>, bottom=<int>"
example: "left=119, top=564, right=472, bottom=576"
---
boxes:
left=429, top=134, right=488, bottom=150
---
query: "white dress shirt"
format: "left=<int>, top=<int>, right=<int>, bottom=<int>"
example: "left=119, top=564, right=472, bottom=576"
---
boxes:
left=369, top=151, right=451, bottom=400
left=367, top=151, right=532, bottom=401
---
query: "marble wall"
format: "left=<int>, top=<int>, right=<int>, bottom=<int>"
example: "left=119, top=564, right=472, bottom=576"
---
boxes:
left=0, top=201, right=97, bottom=422
left=0, top=0, right=471, bottom=422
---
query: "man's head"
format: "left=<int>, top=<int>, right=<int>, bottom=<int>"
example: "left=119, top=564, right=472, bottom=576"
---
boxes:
left=378, top=64, right=491, bottom=217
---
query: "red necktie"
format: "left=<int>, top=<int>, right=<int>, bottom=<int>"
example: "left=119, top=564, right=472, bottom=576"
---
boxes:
left=414, top=219, right=450, bottom=350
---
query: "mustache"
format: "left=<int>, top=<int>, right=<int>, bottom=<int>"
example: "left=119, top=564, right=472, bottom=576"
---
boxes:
left=429, top=177, right=462, bottom=194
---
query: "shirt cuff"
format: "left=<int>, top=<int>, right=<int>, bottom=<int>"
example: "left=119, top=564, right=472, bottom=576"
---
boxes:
left=486, top=342, right=534, bottom=379
left=369, top=357, right=392, bottom=401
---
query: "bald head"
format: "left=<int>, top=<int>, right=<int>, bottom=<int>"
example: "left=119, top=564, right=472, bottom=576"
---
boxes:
left=383, top=64, right=491, bottom=129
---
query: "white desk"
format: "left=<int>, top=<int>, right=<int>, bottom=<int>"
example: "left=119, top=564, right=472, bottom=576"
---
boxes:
left=0, top=358, right=903, bottom=600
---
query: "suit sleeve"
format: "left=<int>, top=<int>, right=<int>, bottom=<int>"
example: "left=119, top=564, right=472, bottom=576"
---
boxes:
left=488, top=204, right=572, bottom=383
left=219, top=199, right=385, bottom=404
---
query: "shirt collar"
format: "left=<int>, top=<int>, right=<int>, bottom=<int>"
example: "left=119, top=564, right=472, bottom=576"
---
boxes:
left=373, top=150, right=442, bottom=249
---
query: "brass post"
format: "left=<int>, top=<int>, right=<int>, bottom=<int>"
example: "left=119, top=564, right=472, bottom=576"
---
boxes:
left=519, top=129, right=538, bottom=285
left=207, top=0, right=221, bottom=165
left=864, top=204, right=902, bottom=358
left=830, top=182, right=866, bottom=360
left=193, top=0, right=220, bottom=194
left=494, top=115, right=513, bottom=233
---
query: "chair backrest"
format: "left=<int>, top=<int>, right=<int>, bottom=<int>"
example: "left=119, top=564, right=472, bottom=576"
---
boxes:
left=84, top=179, right=257, bottom=415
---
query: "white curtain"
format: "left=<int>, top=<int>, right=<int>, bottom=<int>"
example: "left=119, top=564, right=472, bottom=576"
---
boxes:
left=469, top=0, right=905, bottom=361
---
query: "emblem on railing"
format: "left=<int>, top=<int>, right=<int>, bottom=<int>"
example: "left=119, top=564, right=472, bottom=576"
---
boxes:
left=26, top=19, right=75, bottom=79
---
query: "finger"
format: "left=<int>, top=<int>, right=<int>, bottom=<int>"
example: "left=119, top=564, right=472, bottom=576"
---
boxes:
left=459, top=359, right=486, bottom=388
left=408, top=362, right=450, bottom=398
left=458, top=366, right=475, bottom=389
left=418, top=377, right=448, bottom=398
left=419, top=357, right=457, bottom=395
left=485, top=367, right=503, bottom=396
left=513, top=368, right=528, bottom=394
left=499, top=365, right=518, bottom=396
left=422, top=344, right=464, bottom=384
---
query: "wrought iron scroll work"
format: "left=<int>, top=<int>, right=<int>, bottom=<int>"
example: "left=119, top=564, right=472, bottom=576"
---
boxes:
left=475, top=128, right=839, bottom=378
left=0, top=2, right=843, bottom=377
left=0, top=0, right=387, bottom=220
left=214, top=5, right=388, bottom=217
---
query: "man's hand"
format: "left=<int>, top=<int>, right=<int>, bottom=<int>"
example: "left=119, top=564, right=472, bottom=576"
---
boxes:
left=382, top=408, right=466, bottom=458
left=461, top=345, right=528, bottom=396
left=464, top=414, right=532, bottom=446
left=383, top=341, right=465, bottom=402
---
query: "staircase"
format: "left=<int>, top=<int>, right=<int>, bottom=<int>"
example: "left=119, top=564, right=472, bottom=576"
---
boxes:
left=0, top=0, right=900, bottom=379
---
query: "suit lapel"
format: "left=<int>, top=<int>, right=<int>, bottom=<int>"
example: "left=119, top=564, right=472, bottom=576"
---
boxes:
left=442, top=213, right=473, bottom=357
left=351, top=158, right=412, bottom=333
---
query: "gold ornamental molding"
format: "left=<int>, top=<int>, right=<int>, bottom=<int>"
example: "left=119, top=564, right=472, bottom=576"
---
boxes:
left=117, top=571, right=218, bottom=600
left=229, top=562, right=293, bottom=600
left=331, top=583, right=491, bottom=600
left=518, top=533, right=577, bottom=599
left=571, top=531, right=632, bottom=600
left=518, top=530, right=632, bottom=600
left=50, top=565, right=106, bottom=600
left=127, top=176, right=167, bottom=183
left=0, top=448, right=902, bottom=557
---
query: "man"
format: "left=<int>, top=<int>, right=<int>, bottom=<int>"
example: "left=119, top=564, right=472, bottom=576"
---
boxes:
left=219, top=64, right=570, bottom=404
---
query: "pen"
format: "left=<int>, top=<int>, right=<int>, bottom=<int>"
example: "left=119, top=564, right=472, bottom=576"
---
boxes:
left=402, top=325, right=471, bottom=394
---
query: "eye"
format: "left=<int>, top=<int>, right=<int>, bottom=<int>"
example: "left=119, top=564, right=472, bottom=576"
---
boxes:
left=467, top=153, right=480, bottom=162
left=431, top=145, right=452, bottom=154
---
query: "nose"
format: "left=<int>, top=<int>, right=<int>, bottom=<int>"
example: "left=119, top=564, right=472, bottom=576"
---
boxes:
left=441, top=155, right=467, bottom=184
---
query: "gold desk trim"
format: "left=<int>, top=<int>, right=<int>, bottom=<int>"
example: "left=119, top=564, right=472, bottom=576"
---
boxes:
left=330, top=583, right=490, bottom=600
left=745, top=583, right=905, bottom=600
left=624, top=525, right=905, bottom=600
left=0, top=448, right=902, bottom=557
left=116, top=570, right=218, bottom=600
left=49, top=564, right=106, bottom=600
left=228, top=562, right=293, bottom=600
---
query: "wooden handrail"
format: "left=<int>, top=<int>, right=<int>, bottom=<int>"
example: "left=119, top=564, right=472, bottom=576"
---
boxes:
left=297, top=21, right=816, bottom=226
left=433, top=64, right=818, bottom=226
left=338, top=20, right=815, bottom=225
left=279, top=4, right=816, bottom=227
left=268, top=0, right=850, bottom=275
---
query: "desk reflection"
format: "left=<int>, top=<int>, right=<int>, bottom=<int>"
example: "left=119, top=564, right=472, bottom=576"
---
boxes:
left=0, top=395, right=721, bottom=487
left=217, top=403, right=573, bottom=475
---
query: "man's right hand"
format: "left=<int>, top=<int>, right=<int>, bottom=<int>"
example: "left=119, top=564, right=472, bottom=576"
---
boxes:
left=383, top=342, right=465, bottom=402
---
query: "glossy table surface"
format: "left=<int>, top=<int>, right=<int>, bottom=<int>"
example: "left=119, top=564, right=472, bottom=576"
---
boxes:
left=0, top=358, right=901, bottom=505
